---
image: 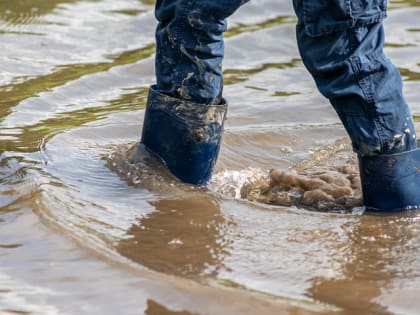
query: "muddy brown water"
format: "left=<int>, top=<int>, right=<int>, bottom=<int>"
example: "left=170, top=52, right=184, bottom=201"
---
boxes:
left=1, top=1, right=420, bottom=314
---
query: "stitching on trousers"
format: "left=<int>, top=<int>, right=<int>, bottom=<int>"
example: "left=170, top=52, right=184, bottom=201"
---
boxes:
left=348, top=32, right=386, bottom=152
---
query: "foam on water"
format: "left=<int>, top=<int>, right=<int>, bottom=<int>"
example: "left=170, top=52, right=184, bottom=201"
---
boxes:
left=246, top=165, right=362, bottom=212
left=210, top=138, right=363, bottom=213
left=208, top=167, right=269, bottom=199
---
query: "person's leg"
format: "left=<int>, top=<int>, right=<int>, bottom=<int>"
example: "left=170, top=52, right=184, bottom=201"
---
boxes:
left=293, top=0, right=420, bottom=211
left=141, top=0, right=248, bottom=185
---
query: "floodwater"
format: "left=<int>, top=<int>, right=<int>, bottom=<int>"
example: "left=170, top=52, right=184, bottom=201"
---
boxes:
left=1, top=0, right=420, bottom=314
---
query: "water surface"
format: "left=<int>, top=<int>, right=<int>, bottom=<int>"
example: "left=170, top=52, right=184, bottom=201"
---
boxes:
left=1, top=1, right=420, bottom=314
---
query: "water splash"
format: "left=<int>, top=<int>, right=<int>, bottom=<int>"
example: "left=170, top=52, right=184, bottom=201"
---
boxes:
left=245, top=165, right=362, bottom=213
left=106, top=143, right=200, bottom=195
left=211, top=139, right=363, bottom=213
left=107, top=139, right=363, bottom=213
left=208, top=167, right=269, bottom=199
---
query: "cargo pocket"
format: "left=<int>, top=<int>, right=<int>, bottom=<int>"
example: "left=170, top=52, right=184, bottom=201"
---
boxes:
left=302, top=0, right=387, bottom=37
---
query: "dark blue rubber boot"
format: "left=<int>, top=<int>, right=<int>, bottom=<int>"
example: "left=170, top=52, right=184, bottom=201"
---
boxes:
left=359, top=149, right=420, bottom=212
left=140, top=86, right=228, bottom=186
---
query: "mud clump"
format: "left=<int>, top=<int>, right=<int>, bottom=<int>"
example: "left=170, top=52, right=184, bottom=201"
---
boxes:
left=241, top=165, right=362, bottom=212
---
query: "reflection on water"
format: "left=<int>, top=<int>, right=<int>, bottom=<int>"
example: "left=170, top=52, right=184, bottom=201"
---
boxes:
left=0, top=48, right=154, bottom=125
left=3, top=86, right=148, bottom=153
left=307, top=213, right=420, bottom=315
left=225, top=15, right=296, bottom=38
left=1, top=0, right=420, bottom=314
left=145, top=300, right=198, bottom=315
left=0, top=0, right=77, bottom=24
left=389, top=0, right=420, bottom=9
left=223, top=59, right=301, bottom=85
left=117, top=195, right=228, bottom=277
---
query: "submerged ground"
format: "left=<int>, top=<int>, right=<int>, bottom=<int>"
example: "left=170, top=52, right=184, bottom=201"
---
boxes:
left=1, top=1, right=420, bottom=314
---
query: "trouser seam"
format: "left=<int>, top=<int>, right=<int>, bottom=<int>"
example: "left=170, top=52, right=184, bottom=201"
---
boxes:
left=348, top=34, right=386, bottom=152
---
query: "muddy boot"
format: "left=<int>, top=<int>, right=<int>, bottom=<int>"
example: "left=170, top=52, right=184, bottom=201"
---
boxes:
left=140, top=86, right=228, bottom=186
left=359, top=149, right=420, bottom=211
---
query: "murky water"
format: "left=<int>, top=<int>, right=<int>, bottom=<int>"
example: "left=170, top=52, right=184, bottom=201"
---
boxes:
left=1, top=1, right=420, bottom=314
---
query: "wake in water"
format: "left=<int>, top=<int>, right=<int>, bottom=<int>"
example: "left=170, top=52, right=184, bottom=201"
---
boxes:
left=107, top=139, right=363, bottom=213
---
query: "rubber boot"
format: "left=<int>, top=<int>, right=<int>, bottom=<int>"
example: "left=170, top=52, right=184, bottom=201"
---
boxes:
left=359, top=148, right=420, bottom=212
left=140, top=86, right=228, bottom=186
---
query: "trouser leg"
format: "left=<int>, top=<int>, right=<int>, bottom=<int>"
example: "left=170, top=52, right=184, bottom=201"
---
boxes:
left=154, top=0, right=248, bottom=105
left=141, top=0, right=248, bottom=185
left=293, top=0, right=416, bottom=156
left=292, top=0, right=420, bottom=211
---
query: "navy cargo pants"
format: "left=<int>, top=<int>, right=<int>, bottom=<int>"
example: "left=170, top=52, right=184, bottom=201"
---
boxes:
left=152, top=0, right=417, bottom=157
